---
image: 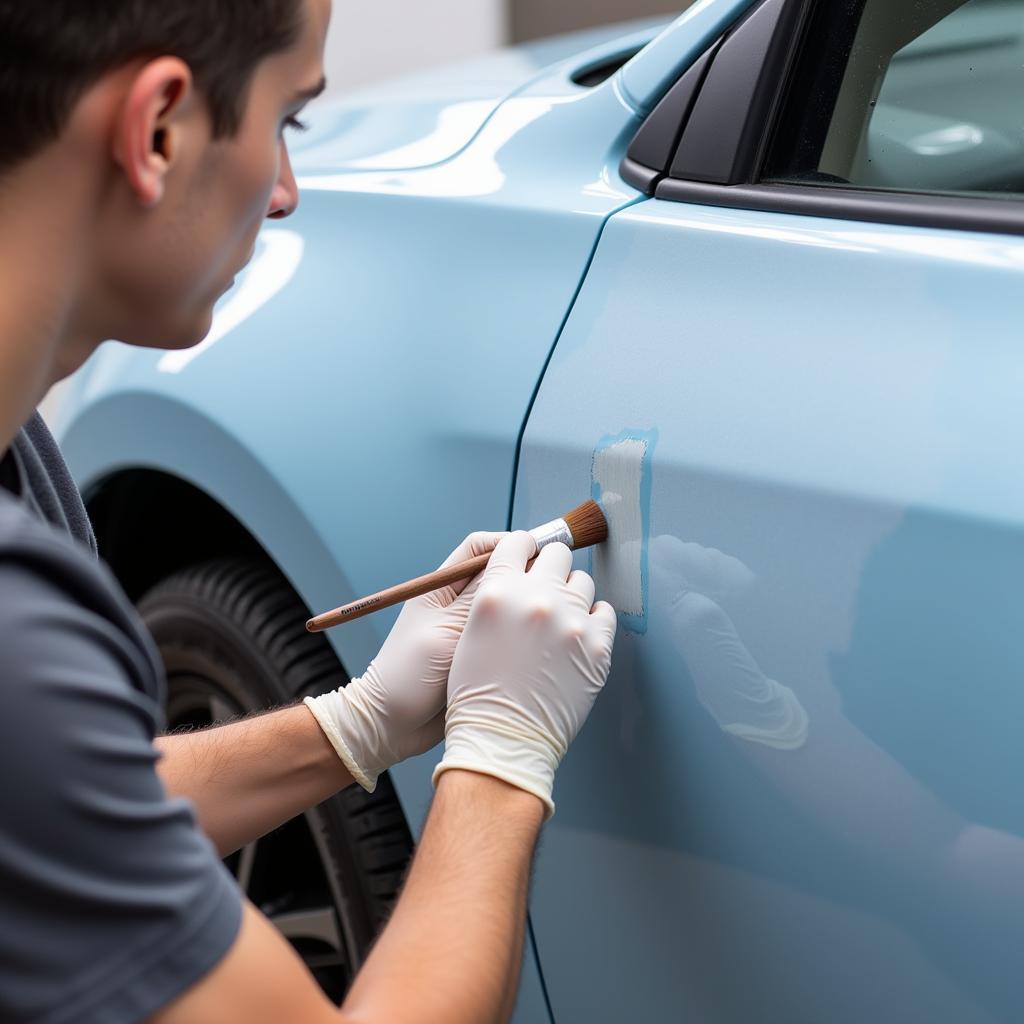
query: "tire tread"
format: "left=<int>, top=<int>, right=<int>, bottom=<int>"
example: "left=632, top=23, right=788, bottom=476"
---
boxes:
left=139, top=557, right=415, bottom=946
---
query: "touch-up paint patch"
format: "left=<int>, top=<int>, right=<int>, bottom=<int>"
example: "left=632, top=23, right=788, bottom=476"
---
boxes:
left=590, top=429, right=657, bottom=634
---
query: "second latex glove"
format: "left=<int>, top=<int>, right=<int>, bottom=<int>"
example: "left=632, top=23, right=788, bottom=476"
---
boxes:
left=305, top=531, right=506, bottom=792
left=433, top=532, right=617, bottom=817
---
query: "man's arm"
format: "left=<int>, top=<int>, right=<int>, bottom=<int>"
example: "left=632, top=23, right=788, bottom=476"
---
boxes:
left=155, top=530, right=507, bottom=856
left=155, top=705, right=354, bottom=856
left=343, top=770, right=543, bottom=1022
left=151, top=770, right=544, bottom=1024
left=152, top=534, right=614, bottom=1024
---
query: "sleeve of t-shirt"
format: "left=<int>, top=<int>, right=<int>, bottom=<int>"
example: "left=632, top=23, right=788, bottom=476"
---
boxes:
left=0, top=503, right=242, bottom=1024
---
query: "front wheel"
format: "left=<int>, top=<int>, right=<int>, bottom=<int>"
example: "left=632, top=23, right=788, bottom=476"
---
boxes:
left=138, top=558, right=414, bottom=1003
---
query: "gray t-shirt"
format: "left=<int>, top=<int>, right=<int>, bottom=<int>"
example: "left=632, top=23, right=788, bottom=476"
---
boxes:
left=0, top=412, right=99, bottom=556
left=0, top=417, right=242, bottom=1023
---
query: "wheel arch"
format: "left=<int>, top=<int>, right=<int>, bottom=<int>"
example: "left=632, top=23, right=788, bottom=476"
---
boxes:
left=60, top=391, right=372, bottom=673
left=87, top=468, right=265, bottom=603
left=65, top=391, right=451, bottom=853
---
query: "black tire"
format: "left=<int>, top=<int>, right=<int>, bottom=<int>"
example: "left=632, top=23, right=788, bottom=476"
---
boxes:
left=138, top=558, right=414, bottom=1003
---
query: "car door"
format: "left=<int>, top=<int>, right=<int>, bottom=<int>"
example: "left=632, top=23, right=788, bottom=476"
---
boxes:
left=514, top=0, right=1024, bottom=1020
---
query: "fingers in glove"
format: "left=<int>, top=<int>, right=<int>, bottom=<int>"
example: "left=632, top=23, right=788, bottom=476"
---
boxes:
left=590, top=599, right=618, bottom=643
left=445, top=531, right=508, bottom=599
left=426, top=531, right=508, bottom=606
left=529, top=541, right=573, bottom=583
left=454, top=560, right=498, bottom=605
left=439, top=531, right=508, bottom=570
left=566, top=568, right=596, bottom=608
left=482, top=531, right=537, bottom=579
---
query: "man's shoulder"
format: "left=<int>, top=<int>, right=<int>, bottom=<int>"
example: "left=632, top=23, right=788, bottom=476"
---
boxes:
left=8, top=410, right=99, bottom=555
left=0, top=485, right=97, bottom=579
left=0, top=500, right=240, bottom=1024
left=0, top=487, right=165, bottom=706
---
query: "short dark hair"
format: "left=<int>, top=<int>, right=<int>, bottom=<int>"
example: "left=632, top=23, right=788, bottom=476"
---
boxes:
left=0, top=0, right=304, bottom=172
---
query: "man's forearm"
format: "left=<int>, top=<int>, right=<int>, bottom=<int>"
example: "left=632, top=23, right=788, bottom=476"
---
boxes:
left=155, top=704, right=355, bottom=856
left=341, top=769, right=544, bottom=1024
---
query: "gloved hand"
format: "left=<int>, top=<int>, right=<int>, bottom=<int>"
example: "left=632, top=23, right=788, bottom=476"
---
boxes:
left=432, top=532, right=617, bottom=817
left=305, top=531, right=506, bottom=791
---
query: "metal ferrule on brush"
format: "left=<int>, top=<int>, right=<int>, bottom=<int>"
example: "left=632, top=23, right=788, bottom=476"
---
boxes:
left=529, top=517, right=573, bottom=550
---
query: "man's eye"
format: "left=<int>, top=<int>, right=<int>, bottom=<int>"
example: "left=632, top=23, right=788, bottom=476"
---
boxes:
left=283, top=115, right=309, bottom=135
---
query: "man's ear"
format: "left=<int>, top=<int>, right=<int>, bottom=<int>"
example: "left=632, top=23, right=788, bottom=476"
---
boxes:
left=112, top=57, right=195, bottom=208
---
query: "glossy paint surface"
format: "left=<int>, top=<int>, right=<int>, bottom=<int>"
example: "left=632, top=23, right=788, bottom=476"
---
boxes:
left=515, top=197, right=1024, bottom=1022
left=288, top=18, right=667, bottom=172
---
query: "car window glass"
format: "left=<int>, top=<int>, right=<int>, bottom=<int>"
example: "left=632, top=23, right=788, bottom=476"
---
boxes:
left=766, top=0, right=1024, bottom=198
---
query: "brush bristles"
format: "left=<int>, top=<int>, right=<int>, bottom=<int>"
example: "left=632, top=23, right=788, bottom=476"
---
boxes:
left=563, top=499, right=608, bottom=550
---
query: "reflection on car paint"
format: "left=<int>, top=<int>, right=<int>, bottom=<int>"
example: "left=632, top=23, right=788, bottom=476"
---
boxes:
left=158, top=229, right=305, bottom=375
left=649, top=522, right=1024, bottom=1016
left=649, top=535, right=809, bottom=749
left=297, top=97, right=574, bottom=200
left=342, top=101, right=500, bottom=171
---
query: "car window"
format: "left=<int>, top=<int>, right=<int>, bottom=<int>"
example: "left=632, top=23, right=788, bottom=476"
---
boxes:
left=766, top=0, right=1024, bottom=198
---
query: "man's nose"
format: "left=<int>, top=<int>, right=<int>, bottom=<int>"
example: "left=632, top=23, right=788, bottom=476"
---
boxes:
left=267, top=143, right=299, bottom=219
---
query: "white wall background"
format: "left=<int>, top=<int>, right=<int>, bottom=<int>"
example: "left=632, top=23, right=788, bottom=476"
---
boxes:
left=321, top=0, right=506, bottom=97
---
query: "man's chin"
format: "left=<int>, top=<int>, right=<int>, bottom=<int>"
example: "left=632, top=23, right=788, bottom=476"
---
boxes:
left=117, top=308, right=216, bottom=352
left=178, top=309, right=217, bottom=349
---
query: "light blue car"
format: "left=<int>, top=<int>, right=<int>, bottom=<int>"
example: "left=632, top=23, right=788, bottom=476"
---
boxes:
left=51, top=0, right=1024, bottom=1019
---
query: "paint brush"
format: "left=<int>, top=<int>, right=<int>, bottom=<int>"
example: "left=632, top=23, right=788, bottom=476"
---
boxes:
left=306, top=499, right=608, bottom=632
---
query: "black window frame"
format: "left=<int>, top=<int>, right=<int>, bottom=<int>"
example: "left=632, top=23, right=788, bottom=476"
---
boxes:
left=623, top=0, right=1024, bottom=236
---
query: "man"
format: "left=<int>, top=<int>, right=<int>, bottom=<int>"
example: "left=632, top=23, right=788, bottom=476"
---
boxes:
left=0, top=2, right=617, bottom=1022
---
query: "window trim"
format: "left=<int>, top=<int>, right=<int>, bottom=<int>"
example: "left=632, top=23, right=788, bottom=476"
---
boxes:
left=620, top=0, right=812, bottom=192
left=668, top=0, right=813, bottom=185
left=653, top=178, right=1024, bottom=236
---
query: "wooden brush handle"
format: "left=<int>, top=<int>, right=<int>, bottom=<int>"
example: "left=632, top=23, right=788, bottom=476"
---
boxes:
left=306, top=551, right=493, bottom=631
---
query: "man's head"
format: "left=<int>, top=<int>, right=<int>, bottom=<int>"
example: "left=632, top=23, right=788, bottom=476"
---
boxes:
left=0, top=0, right=330, bottom=357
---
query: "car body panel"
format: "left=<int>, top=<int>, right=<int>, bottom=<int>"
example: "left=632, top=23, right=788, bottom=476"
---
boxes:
left=513, top=196, right=1024, bottom=1021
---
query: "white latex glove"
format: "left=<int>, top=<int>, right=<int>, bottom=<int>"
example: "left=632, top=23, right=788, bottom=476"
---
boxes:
left=432, top=532, right=617, bottom=817
left=305, top=531, right=506, bottom=792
